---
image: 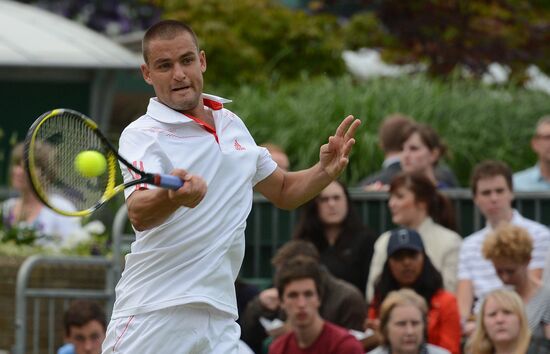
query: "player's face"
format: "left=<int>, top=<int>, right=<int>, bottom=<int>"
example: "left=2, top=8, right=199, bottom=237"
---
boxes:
left=473, top=176, right=513, bottom=224
left=388, top=250, right=424, bottom=287
left=491, top=258, right=528, bottom=287
left=483, top=297, right=521, bottom=346
left=317, top=181, right=348, bottom=227
left=401, top=132, right=439, bottom=174
left=281, top=278, right=321, bottom=329
left=389, top=186, right=427, bottom=228
left=532, top=122, right=550, bottom=164
left=386, top=304, right=425, bottom=353
left=66, top=320, right=105, bottom=354
left=141, top=32, right=206, bottom=114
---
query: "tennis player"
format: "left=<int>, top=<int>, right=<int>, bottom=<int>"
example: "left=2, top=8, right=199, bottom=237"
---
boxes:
left=101, top=19, right=361, bottom=353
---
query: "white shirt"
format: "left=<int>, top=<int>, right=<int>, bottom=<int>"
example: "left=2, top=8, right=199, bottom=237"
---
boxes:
left=458, top=209, right=550, bottom=312
left=112, top=96, right=277, bottom=319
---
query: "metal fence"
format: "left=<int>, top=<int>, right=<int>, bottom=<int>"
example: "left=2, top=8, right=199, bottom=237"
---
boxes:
left=242, top=189, right=550, bottom=281
left=9, top=189, right=550, bottom=352
left=11, top=206, right=132, bottom=354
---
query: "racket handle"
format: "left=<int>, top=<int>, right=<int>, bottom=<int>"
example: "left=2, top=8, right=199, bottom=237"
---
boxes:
left=155, top=174, right=184, bottom=189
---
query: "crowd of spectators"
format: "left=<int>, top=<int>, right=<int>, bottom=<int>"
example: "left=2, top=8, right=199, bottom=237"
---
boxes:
left=238, top=114, right=550, bottom=353
left=3, top=115, right=550, bottom=354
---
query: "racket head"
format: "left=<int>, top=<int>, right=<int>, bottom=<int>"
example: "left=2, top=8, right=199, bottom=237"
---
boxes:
left=24, top=109, right=119, bottom=217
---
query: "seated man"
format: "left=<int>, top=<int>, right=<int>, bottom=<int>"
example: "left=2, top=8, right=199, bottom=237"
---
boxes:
left=241, top=240, right=367, bottom=353
left=514, top=115, right=550, bottom=191
left=357, top=113, right=414, bottom=189
left=268, top=256, right=363, bottom=354
left=57, top=300, right=106, bottom=354
left=457, top=160, right=550, bottom=335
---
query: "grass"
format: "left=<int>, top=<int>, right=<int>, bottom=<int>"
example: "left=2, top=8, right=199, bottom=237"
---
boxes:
left=216, top=74, right=550, bottom=186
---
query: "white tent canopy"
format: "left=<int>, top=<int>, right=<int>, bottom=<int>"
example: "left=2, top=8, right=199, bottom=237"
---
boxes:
left=0, top=0, right=143, bottom=129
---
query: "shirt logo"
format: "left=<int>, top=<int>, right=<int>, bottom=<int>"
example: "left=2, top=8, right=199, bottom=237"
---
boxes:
left=130, top=161, right=148, bottom=190
left=234, top=139, right=246, bottom=151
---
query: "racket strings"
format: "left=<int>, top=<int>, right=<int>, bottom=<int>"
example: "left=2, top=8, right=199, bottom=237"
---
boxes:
left=30, top=112, right=113, bottom=213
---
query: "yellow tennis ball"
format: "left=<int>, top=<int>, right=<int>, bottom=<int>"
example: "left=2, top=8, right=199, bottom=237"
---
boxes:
left=74, top=150, right=107, bottom=178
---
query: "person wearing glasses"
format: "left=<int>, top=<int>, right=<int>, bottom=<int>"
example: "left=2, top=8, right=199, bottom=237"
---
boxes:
left=513, top=116, right=550, bottom=191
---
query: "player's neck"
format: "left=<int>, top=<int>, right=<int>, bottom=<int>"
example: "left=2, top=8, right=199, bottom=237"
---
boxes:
left=295, top=317, right=324, bottom=349
left=180, top=103, right=215, bottom=127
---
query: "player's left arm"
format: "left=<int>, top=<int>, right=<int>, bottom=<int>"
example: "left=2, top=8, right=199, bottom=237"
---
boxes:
left=255, top=115, right=361, bottom=210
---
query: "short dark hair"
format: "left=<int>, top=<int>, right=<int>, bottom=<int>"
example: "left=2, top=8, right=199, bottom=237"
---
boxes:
left=378, top=114, right=415, bottom=153
left=142, top=20, right=199, bottom=64
left=470, top=160, right=513, bottom=195
left=275, top=256, right=323, bottom=300
left=64, top=300, right=106, bottom=336
left=271, top=240, right=320, bottom=268
left=403, top=123, right=448, bottom=164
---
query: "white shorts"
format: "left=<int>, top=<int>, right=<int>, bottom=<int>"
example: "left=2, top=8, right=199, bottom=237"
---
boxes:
left=102, top=304, right=240, bottom=354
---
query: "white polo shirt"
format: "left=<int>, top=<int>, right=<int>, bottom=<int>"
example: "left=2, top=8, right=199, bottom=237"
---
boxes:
left=112, top=96, right=277, bottom=319
left=458, top=210, right=550, bottom=312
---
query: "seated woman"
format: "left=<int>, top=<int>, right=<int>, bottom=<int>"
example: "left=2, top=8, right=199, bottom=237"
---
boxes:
left=1, top=143, right=82, bottom=249
left=293, top=180, right=376, bottom=292
left=466, top=289, right=532, bottom=354
left=401, top=123, right=458, bottom=189
left=368, top=288, right=451, bottom=354
left=482, top=224, right=550, bottom=340
left=368, top=228, right=461, bottom=354
left=366, top=172, right=462, bottom=300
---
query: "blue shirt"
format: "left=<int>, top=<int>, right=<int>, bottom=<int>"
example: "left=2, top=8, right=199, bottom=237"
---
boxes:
left=513, top=165, right=550, bottom=191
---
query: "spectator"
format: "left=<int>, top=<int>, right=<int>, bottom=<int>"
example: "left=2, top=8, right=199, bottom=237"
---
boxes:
left=482, top=224, right=550, bottom=340
left=368, top=288, right=450, bottom=354
left=57, top=300, right=106, bottom=354
left=358, top=113, right=415, bottom=190
left=366, top=172, right=462, bottom=301
left=293, top=180, right=376, bottom=292
left=368, top=228, right=461, bottom=354
left=465, top=289, right=531, bottom=354
left=457, top=160, right=550, bottom=335
left=513, top=116, right=550, bottom=191
left=241, top=240, right=367, bottom=354
left=401, top=123, right=458, bottom=189
left=268, top=256, right=363, bottom=354
left=2, top=142, right=82, bottom=249
left=260, top=143, right=290, bottom=171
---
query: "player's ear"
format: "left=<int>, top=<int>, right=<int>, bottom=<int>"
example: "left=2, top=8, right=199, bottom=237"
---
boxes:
left=141, top=64, right=153, bottom=85
left=200, top=50, right=207, bottom=73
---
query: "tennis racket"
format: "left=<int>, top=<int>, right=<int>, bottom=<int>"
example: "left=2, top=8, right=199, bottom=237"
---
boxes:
left=24, top=108, right=183, bottom=217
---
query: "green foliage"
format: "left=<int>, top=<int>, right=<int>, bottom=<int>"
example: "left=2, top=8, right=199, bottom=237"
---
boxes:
left=215, top=74, right=550, bottom=186
left=154, top=0, right=346, bottom=85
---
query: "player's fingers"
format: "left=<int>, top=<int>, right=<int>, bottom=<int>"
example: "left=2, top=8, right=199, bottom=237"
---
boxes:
left=344, top=119, right=361, bottom=141
left=341, top=138, right=356, bottom=157
left=334, top=115, right=354, bottom=137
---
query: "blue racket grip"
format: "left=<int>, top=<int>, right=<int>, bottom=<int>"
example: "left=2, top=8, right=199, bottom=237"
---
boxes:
left=155, top=174, right=184, bottom=190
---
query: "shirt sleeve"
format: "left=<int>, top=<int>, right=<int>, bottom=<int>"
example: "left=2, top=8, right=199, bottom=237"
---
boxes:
left=528, top=224, right=550, bottom=270
left=457, top=238, right=474, bottom=280
left=118, top=128, right=169, bottom=199
left=252, top=146, right=277, bottom=186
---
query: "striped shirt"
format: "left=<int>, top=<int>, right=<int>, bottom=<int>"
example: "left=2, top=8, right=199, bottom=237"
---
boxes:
left=526, top=286, right=550, bottom=339
left=458, top=210, right=550, bottom=312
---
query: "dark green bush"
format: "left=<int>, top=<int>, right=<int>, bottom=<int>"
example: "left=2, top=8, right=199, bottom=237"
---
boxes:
left=156, top=0, right=346, bottom=86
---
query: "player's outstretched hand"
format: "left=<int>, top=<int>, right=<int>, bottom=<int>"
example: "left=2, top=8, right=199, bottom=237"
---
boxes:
left=319, top=115, right=361, bottom=179
left=167, top=169, right=207, bottom=208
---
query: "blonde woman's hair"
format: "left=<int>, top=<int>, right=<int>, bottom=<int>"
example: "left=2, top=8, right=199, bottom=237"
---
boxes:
left=466, top=289, right=531, bottom=354
left=482, top=224, right=533, bottom=264
left=378, top=288, right=428, bottom=346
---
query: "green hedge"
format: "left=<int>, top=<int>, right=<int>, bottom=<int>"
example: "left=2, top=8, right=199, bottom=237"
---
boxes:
left=214, top=74, right=550, bottom=186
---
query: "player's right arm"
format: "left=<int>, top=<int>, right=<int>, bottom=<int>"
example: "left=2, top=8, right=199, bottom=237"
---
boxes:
left=126, top=169, right=207, bottom=231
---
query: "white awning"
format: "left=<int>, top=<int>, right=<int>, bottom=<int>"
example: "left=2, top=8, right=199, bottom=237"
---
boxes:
left=0, top=0, right=141, bottom=69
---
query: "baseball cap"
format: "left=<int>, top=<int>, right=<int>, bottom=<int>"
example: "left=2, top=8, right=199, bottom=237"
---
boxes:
left=387, top=228, right=424, bottom=257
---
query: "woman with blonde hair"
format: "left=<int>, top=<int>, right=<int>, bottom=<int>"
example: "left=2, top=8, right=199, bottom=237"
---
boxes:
left=466, top=289, right=531, bottom=354
left=368, top=288, right=450, bottom=354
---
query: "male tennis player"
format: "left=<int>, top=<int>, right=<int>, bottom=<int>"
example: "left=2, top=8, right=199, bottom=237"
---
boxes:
left=102, top=20, right=361, bottom=353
